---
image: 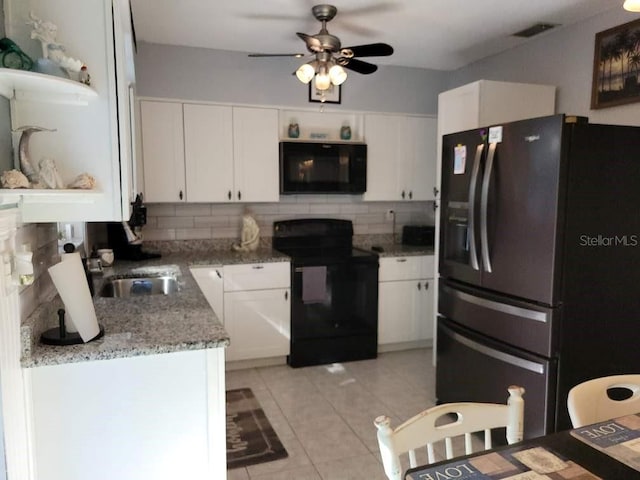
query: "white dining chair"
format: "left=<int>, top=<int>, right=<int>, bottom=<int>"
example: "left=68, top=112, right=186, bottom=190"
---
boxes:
left=374, top=385, right=525, bottom=480
left=567, top=374, right=640, bottom=428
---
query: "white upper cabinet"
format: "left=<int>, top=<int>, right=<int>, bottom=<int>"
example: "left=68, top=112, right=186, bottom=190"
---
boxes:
left=2, top=0, right=137, bottom=222
left=231, top=107, right=279, bottom=203
left=364, top=114, right=437, bottom=201
left=184, top=104, right=233, bottom=203
left=438, top=80, right=556, bottom=137
left=140, top=101, right=186, bottom=203
left=363, top=114, right=403, bottom=201
left=402, top=116, right=438, bottom=201
left=140, top=101, right=279, bottom=203
left=112, top=0, right=140, bottom=220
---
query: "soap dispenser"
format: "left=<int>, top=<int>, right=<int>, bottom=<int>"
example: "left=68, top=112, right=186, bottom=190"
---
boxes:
left=14, top=244, right=34, bottom=285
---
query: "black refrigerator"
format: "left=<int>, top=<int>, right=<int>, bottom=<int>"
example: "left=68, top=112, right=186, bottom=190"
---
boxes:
left=436, top=113, right=640, bottom=438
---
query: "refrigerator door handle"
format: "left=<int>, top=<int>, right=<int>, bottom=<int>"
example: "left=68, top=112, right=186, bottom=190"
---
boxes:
left=446, top=324, right=545, bottom=374
left=445, top=284, right=549, bottom=323
left=480, top=142, right=497, bottom=273
left=467, top=144, right=484, bottom=271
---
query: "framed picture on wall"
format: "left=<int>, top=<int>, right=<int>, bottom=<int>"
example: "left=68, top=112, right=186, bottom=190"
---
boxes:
left=591, top=18, right=640, bottom=109
left=308, top=79, right=341, bottom=104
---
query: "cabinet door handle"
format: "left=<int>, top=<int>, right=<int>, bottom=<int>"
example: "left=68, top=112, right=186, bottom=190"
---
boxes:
left=252, top=265, right=264, bottom=270
left=216, top=270, right=222, bottom=278
left=424, top=281, right=429, bottom=291
left=433, top=187, right=440, bottom=197
left=179, top=190, right=183, bottom=200
left=396, top=258, right=407, bottom=263
left=417, top=282, right=421, bottom=290
left=228, top=190, right=232, bottom=200
left=409, top=191, right=413, bottom=200
left=237, top=191, right=242, bottom=201
left=284, top=291, right=288, bottom=301
left=401, top=190, right=405, bottom=199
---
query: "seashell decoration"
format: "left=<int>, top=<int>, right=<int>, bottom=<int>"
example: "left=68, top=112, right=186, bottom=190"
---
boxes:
left=67, top=173, right=96, bottom=190
left=37, top=158, right=65, bottom=189
left=1, top=169, right=30, bottom=189
left=13, top=125, right=56, bottom=185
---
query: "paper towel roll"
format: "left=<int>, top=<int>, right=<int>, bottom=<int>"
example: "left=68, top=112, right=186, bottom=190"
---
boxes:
left=58, top=252, right=81, bottom=333
left=49, top=253, right=100, bottom=342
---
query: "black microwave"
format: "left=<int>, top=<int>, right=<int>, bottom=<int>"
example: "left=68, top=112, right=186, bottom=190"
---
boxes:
left=279, top=141, right=367, bottom=194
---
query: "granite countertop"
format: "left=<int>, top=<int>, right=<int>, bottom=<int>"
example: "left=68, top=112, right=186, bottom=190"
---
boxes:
left=22, top=248, right=289, bottom=368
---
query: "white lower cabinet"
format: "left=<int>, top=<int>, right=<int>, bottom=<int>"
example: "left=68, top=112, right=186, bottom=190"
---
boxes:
left=378, top=255, right=435, bottom=345
left=190, top=266, right=224, bottom=315
left=223, top=262, right=290, bottom=362
left=224, top=288, right=290, bottom=361
left=191, top=262, right=291, bottom=362
left=27, top=348, right=226, bottom=480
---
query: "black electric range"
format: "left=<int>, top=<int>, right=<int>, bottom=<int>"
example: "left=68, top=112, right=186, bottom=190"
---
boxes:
left=273, top=219, right=379, bottom=367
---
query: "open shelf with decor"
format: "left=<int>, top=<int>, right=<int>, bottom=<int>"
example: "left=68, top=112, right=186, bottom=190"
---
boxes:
left=279, top=109, right=364, bottom=143
left=0, top=68, right=97, bottom=105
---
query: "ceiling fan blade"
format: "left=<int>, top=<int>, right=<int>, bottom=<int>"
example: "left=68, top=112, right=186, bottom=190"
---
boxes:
left=342, top=58, right=378, bottom=75
left=340, top=2, right=401, bottom=16
left=248, top=53, right=305, bottom=58
left=297, top=32, right=322, bottom=52
left=341, top=43, right=394, bottom=58
left=332, top=20, right=380, bottom=37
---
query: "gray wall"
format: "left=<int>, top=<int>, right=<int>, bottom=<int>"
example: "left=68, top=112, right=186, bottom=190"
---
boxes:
left=136, top=8, right=640, bottom=124
left=136, top=43, right=448, bottom=115
left=449, top=8, right=640, bottom=126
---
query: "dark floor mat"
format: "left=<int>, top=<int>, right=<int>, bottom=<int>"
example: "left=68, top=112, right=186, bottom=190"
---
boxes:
left=226, top=388, right=288, bottom=469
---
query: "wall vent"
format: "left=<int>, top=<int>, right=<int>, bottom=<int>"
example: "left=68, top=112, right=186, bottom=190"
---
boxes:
left=512, top=23, right=559, bottom=38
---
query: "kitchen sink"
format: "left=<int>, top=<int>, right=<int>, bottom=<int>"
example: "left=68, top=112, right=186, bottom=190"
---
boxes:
left=99, top=275, right=179, bottom=298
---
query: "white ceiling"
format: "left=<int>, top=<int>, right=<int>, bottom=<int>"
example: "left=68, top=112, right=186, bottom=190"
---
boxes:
left=130, top=0, right=619, bottom=71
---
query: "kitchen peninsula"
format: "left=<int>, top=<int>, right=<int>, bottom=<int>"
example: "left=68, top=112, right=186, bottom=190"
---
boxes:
left=20, top=248, right=287, bottom=480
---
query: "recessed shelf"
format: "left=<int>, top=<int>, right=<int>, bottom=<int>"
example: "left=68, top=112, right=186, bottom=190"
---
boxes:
left=0, top=68, right=97, bottom=105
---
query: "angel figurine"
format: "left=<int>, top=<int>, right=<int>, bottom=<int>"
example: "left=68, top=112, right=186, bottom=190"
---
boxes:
left=27, top=12, right=84, bottom=74
left=232, top=211, right=260, bottom=252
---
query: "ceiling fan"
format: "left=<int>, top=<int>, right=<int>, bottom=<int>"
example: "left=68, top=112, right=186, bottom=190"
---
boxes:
left=248, top=4, right=394, bottom=91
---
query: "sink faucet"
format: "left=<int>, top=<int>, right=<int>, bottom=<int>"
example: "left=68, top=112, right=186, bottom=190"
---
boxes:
left=122, top=221, right=142, bottom=245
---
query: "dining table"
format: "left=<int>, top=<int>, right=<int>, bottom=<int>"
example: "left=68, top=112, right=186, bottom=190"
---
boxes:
left=405, top=413, right=640, bottom=479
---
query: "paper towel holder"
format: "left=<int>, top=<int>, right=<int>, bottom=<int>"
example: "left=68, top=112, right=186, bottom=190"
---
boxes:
left=40, top=309, right=105, bottom=346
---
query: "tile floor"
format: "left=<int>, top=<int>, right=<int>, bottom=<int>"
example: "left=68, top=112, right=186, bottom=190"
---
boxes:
left=226, top=347, right=439, bottom=480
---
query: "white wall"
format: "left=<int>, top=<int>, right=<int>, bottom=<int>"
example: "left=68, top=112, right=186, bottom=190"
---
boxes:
left=0, top=383, right=5, bottom=480
left=135, top=43, right=448, bottom=115
left=449, top=8, right=640, bottom=126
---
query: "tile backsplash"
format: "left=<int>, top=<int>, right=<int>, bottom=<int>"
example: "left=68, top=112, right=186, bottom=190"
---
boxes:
left=143, top=198, right=435, bottom=242
left=16, top=222, right=59, bottom=323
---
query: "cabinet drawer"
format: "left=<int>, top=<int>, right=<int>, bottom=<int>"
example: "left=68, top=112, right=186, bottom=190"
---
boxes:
left=379, top=255, right=434, bottom=281
left=223, top=262, right=290, bottom=291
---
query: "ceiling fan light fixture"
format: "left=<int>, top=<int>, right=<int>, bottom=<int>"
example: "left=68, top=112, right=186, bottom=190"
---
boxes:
left=296, top=63, right=315, bottom=84
left=315, top=68, right=331, bottom=91
left=624, top=0, right=640, bottom=11
left=329, top=64, right=347, bottom=85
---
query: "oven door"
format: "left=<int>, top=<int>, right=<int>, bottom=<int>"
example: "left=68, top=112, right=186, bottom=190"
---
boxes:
left=436, top=318, right=557, bottom=439
left=289, top=255, right=378, bottom=367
